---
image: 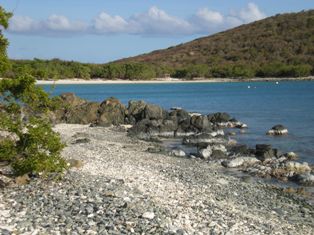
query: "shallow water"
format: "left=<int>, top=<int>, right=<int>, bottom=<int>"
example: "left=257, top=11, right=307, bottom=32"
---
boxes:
left=41, top=80, right=314, bottom=164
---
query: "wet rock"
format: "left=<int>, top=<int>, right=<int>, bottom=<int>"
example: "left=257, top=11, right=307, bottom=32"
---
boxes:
left=255, top=144, right=275, bottom=161
left=222, top=157, right=260, bottom=168
left=97, top=97, right=126, bottom=126
left=284, top=152, right=299, bottom=160
left=208, top=112, right=231, bottom=123
left=267, top=125, right=288, bottom=135
left=190, top=115, right=212, bottom=131
left=230, top=144, right=251, bottom=155
left=291, top=173, right=314, bottom=186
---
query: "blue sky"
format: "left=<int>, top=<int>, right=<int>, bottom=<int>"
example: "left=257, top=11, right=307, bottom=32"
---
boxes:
left=1, top=0, right=313, bottom=63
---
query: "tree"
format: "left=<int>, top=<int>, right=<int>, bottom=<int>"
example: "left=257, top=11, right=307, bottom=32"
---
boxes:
left=0, top=7, right=67, bottom=176
left=0, top=6, right=12, bottom=75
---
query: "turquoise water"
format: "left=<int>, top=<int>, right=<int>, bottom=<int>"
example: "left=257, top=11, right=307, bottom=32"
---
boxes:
left=41, top=81, right=314, bottom=164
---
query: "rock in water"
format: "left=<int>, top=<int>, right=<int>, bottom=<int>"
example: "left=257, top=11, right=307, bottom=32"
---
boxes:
left=267, top=125, right=288, bottom=135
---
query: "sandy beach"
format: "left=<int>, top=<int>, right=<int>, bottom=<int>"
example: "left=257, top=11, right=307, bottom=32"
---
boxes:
left=1, top=124, right=313, bottom=234
left=35, top=76, right=314, bottom=85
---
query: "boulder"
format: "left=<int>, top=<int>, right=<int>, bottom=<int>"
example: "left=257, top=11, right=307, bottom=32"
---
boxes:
left=267, top=125, right=288, bottom=135
left=230, top=144, right=251, bottom=155
left=198, top=146, right=212, bottom=159
left=255, top=144, right=276, bottom=161
left=127, top=100, right=147, bottom=124
left=170, top=109, right=191, bottom=130
left=208, top=112, right=231, bottom=123
left=291, top=173, right=314, bottom=186
left=60, top=93, right=86, bottom=107
left=211, top=150, right=228, bottom=160
left=284, top=161, right=311, bottom=174
left=222, top=157, right=260, bottom=168
left=284, top=152, right=299, bottom=160
left=143, top=104, right=165, bottom=120
left=128, top=119, right=159, bottom=140
left=190, top=115, right=212, bottom=131
left=65, top=102, right=99, bottom=124
left=97, top=97, right=126, bottom=126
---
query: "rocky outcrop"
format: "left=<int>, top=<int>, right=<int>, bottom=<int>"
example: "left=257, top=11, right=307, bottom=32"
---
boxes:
left=267, top=125, right=288, bottom=135
left=65, top=102, right=99, bottom=124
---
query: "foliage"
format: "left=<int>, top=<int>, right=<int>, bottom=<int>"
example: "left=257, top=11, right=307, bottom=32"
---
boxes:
left=0, top=8, right=67, bottom=176
left=2, top=10, right=314, bottom=80
left=0, top=7, right=12, bottom=74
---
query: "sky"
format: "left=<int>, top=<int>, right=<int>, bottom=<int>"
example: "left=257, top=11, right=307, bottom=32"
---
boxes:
left=1, top=0, right=313, bottom=63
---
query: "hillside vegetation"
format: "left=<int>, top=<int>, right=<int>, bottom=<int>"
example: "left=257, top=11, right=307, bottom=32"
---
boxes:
left=2, top=10, right=314, bottom=80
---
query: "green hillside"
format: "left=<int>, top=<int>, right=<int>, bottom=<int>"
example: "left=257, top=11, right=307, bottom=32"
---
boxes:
left=3, top=10, right=314, bottom=80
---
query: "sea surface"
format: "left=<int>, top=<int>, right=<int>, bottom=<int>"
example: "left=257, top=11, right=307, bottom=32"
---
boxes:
left=41, top=81, right=314, bottom=164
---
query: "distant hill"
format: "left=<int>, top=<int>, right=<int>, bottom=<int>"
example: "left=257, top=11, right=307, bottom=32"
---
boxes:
left=4, top=10, right=314, bottom=80
left=115, top=10, right=314, bottom=78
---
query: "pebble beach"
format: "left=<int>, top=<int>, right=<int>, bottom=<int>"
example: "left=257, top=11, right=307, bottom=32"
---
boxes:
left=1, top=124, right=313, bottom=234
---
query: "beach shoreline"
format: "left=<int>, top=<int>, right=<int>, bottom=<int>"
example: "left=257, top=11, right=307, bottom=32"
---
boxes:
left=35, top=76, right=314, bottom=85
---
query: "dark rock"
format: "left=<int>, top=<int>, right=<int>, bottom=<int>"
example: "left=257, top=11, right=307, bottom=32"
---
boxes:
left=211, top=150, right=227, bottom=160
left=208, top=112, right=231, bottom=123
left=60, top=93, right=86, bottom=107
left=147, top=146, right=166, bottom=154
left=267, top=124, right=288, bottom=135
left=255, top=144, right=275, bottom=161
left=190, top=115, right=212, bottom=131
left=127, top=100, right=147, bottom=124
left=128, top=119, right=159, bottom=139
left=97, top=97, right=126, bottom=126
left=170, top=109, right=191, bottom=130
left=65, top=102, right=99, bottom=124
left=230, top=144, right=250, bottom=155
left=143, top=104, right=165, bottom=120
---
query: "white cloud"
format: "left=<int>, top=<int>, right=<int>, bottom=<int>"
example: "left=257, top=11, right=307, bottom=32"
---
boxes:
left=231, top=3, right=266, bottom=23
left=93, top=12, right=129, bottom=33
left=7, top=3, right=266, bottom=37
left=129, top=6, right=193, bottom=35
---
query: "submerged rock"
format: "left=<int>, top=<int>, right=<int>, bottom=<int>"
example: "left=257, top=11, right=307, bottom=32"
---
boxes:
left=267, top=125, right=288, bottom=135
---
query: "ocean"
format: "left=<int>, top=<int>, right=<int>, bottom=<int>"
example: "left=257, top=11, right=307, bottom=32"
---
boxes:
left=41, top=80, right=314, bottom=164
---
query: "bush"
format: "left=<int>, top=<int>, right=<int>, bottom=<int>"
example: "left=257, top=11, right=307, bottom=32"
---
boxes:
left=0, top=75, right=67, bottom=176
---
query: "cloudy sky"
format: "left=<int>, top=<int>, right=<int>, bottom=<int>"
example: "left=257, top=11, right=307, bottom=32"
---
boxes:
left=1, top=0, right=313, bottom=63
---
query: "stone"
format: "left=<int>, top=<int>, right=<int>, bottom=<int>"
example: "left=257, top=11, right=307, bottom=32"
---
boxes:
left=208, top=112, right=231, bottom=123
left=211, top=150, right=227, bottom=160
left=15, top=174, right=30, bottom=185
left=291, top=173, right=314, bottom=186
left=170, top=149, right=186, bottom=157
left=127, top=100, right=147, bottom=124
left=255, top=144, right=275, bottom=161
left=198, top=146, right=212, bottom=159
left=267, top=125, right=288, bottom=135
left=65, top=102, right=99, bottom=124
left=284, top=161, right=311, bottom=173
left=60, top=93, right=86, bottom=107
left=97, top=97, right=126, bottom=126
left=190, top=115, right=212, bottom=131
left=143, top=104, right=165, bottom=120
left=284, top=152, right=299, bottom=160
left=230, top=144, right=250, bottom=155
left=67, top=159, right=84, bottom=168
left=142, top=212, right=155, bottom=220
left=222, top=157, right=260, bottom=168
